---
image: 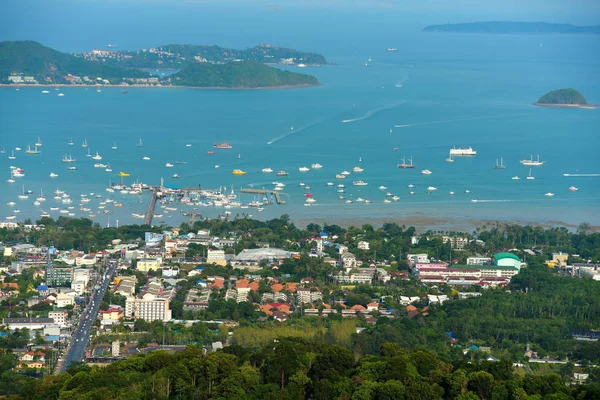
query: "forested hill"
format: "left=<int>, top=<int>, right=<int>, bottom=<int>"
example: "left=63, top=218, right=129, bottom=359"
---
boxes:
left=169, top=60, right=319, bottom=88
left=536, top=88, right=588, bottom=105
left=423, top=22, right=600, bottom=34
left=95, top=43, right=328, bottom=69
left=0, top=41, right=148, bottom=83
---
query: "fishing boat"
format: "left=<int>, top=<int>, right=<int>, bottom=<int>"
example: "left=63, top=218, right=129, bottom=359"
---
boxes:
left=232, top=169, right=247, bottom=175
left=137, top=138, right=143, bottom=147
left=214, top=142, right=232, bottom=149
left=493, top=157, right=506, bottom=169
left=398, top=157, right=415, bottom=169
left=526, top=168, right=535, bottom=180
left=81, top=139, right=88, bottom=148
left=520, top=155, right=545, bottom=166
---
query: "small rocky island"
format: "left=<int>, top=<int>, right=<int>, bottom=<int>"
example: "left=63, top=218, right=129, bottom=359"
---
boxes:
left=534, top=88, right=597, bottom=109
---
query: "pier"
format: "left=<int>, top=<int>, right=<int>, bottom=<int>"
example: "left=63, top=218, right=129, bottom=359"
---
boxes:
left=240, top=188, right=286, bottom=204
left=144, top=188, right=159, bottom=225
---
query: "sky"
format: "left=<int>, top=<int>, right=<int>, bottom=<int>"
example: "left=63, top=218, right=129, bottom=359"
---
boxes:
left=1, top=0, right=599, bottom=52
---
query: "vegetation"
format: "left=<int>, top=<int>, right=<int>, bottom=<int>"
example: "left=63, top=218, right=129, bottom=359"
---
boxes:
left=169, top=60, right=319, bottom=88
left=423, top=22, right=600, bottom=34
left=536, top=88, right=588, bottom=105
left=0, top=41, right=148, bottom=83
left=15, top=341, right=600, bottom=399
left=99, top=43, right=328, bottom=69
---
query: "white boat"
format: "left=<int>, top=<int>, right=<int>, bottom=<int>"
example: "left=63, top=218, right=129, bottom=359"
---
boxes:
left=421, top=169, right=432, bottom=175
left=57, top=93, right=65, bottom=97
left=378, top=186, right=387, bottom=190
left=36, top=189, right=46, bottom=202
left=526, top=168, right=535, bottom=180
left=111, top=141, right=117, bottom=150
left=214, top=165, right=220, bottom=169
left=337, top=184, right=345, bottom=188
left=407, top=184, right=415, bottom=188
left=337, top=189, right=345, bottom=193
left=493, top=157, right=506, bottom=169
left=305, top=198, right=316, bottom=203
left=355, top=197, right=365, bottom=202
left=445, top=153, right=454, bottom=163
left=35, top=137, right=42, bottom=147
left=345, top=200, right=353, bottom=204
left=92, top=151, right=102, bottom=160
left=105, top=164, right=112, bottom=172
left=326, top=182, right=334, bottom=186
left=465, top=190, right=471, bottom=194
left=298, top=166, right=310, bottom=172
left=186, top=144, right=192, bottom=147
left=392, top=195, right=400, bottom=201
left=427, top=186, right=437, bottom=191
left=18, top=185, right=28, bottom=199
left=24, top=145, right=41, bottom=155
left=311, top=163, right=323, bottom=169
left=409, top=191, right=415, bottom=195
left=82, top=139, right=88, bottom=148
left=94, top=163, right=107, bottom=168
left=165, top=163, right=174, bottom=168
left=353, top=180, right=368, bottom=186
left=41, top=90, right=50, bottom=94
left=449, top=191, right=455, bottom=195
left=8, top=150, right=16, bottom=160
left=137, top=138, right=143, bottom=147
left=335, top=174, right=345, bottom=179
left=545, top=192, right=555, bottom=197
left=67, top=166, right=77, bottom=170
left=569, top=186, right=578, bottom=192
left=449, top=146, right=477, bottom=156
left=5, top=216, right=16, bottom=220
left=14, top=147, right=21, bottom=151
left=68, top=137, right=74, bottom=146
left=86, top=148, right=91, bottom=157
left=49, top=172, right=58, bottom=178
left=299, top=183, right=306, bottom=187
left=352, top=166, right=364, bottom=172
left=262, top=167, right=273, bottom=173
left=383, top=199, right=392, bottom=203
left=512, top=176, right=520, bottom=180
left=520, top=155, right=545, bottom=166
left=7, top=201, right=16, bottom=206
left=341, top=170, right=351, bottom=175
left=142, top=156, right=151, bottom=160
left=172, top=174, right=180, bottom=178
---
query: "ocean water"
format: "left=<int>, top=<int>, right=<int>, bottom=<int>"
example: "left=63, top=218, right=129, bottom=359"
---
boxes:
left=1, top=12, right=599, bottom=228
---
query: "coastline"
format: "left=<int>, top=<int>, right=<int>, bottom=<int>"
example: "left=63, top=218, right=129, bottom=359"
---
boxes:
left=533, top=102, right=598, bottom=109
left=0, top=83, right=322, bottom=90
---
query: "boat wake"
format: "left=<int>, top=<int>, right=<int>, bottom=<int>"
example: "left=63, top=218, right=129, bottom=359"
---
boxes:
left=395, top=76, right=409, bottom=88
left=563, top=173, right=600, bottom=177
left=394, top=113, right=523, bottom=129
left=471, top=199, right=515, bottom=203
left=266, top=119, right=325, bottom=145
left=342, top=101, right=407, bottom=123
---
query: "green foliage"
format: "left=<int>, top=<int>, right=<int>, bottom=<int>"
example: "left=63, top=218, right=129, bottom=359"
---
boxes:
left=0, top=40, right=148, bottom=83
left=170, top=60, right=319, bottom=88
left=537, top=88, right=588, bottom=105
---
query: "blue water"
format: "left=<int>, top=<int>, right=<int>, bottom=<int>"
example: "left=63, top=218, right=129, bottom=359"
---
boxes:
left=1, top=4, right=599, bottom=227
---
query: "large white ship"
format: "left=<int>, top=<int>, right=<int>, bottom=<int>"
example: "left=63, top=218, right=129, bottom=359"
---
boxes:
left=449, top=146, right=477, bottom=156
left=520, top=155, right=546, bottom=166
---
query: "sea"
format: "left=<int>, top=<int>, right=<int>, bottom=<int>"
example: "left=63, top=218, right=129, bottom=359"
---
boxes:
left=1, top=4, right=599, bottom=229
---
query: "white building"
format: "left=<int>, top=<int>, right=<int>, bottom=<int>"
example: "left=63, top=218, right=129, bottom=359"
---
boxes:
left=125, top=298, right=171, bottom=322
left=48, top=311, right=68, bottom=327
left=467, top=257, right=492, bottom=266
left=207, top=249, right=226, bottom=266
left=357, top=241, right=370, bottom=250
left=55, top=293, right=74, bottom=308
left=71, top=280, right=87, bottom=295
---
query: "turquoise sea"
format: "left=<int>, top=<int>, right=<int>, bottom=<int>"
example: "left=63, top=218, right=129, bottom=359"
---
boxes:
left=1, top=8, right=599, bottom=228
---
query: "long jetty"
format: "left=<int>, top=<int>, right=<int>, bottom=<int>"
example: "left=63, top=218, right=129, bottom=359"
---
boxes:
left=144, top=188, right=159, bottom=225
left=240, top=188, right=285, bottom=204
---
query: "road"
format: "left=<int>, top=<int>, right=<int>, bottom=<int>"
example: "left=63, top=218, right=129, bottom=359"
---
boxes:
left=57, top=259, right=116, bottom=373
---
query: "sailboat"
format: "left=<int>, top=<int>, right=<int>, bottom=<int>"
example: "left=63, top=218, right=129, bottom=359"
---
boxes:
left=36, top=189, right=46, bottom=202
left=398, top=156, right=415, bottom=169
left=111, top=141, right=117, bottom=150
left=445, top=153, right=454, bottom=163
left=105, top=163, right=113, bottom=172
left=0, top=147, right=4, bottom=154
left=493, top=157, right=506, bottom=169
left=526, top=168, right=535, bottom=180
left=137, top=138, right=143, bottom=147
left=86, top=148, right=91, bottom=157
left=8, top=150, right=16, bottom=160
left=18, top=185, right=28, bottom=200
left=35, top=137, right=42, bottom=147
left=68, top=137, right=74, bottom=146
left=82, top=139, right=88, bottom=148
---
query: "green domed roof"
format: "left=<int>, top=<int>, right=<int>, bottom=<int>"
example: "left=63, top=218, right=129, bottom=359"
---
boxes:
left=493, top=252, right=520, bottom=261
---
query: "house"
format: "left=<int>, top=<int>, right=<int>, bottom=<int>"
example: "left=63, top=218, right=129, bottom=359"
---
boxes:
left=341, top=252, right=357, bottom=268
left=272, top=310, right=289, bottom=322
left=55, top=293, right=74, bottom=308
left=406, top=253, right=429, bottom=265
left=99, top=308, right=124, bottom=325
left=161, top=267, right=179, bottom=277
left=357, top=241, right=370, bottom=250
left=366, top=302, right=379, bottom=312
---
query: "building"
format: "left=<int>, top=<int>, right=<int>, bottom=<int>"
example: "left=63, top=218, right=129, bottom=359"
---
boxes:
left=136, top=259, right=162, bottom=273
left=55, top=293, right=74, bottom=308
left=442, top=236, right=469, bottom=250
left=493, top=252, right=522, bottom=271
left=99, top=308, right=124, bottom=326
left=406, top=253, right=429, bottom=264
left=466, top=257, right=492, bottom=266
left=71, top=280, right=87, bottom=295
left=161, top=267, right=179, bottom=278
left=357, top=241, right=370, bottom=250
left=233, top=248, right=292, bottom=265
left=336, top=269, right=374, bottom=285
left=125, top=298, right=171, bottom=322
left=2, top=318, right=54, bottom=330
left=183, top=289, right=210, bottom=311
left=551, top=252, right=569, bottom=267
left=46, top=266, right=73, bottom=286
left=341, top=252, right=357, bottom=268
left=48, top=311, right=68, bottom=327
left=207, top=249, right=227, bottom=266
left=296, top=288, right=323, bottom=304
left=115, top=276, right=137, bottom=297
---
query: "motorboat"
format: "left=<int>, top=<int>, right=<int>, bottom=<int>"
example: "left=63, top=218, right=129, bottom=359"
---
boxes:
left=92, top=151, right=102, bottom=160
left=353, top=180, right=368, bottom=186
left=569, top=186, right=578, bottom=191
left=232, top=169, right=247, bottom=175
left=545, top=193, right=555, bottom=197
left=298, top=166, right=310, bottom=172
left=142, top=156, right=151, bottom=160
left=49, top=173, right=59, bottom=178
left=262, top=168, right=273, bottom=173
left=421, top=169, right=432, bottom=175
left=378, top=186, right=387, bottom=190
left=427, top=186, right=437, bottom=191
left=352, top=166, right=364, bottom=172
left=165, top=163, right=174, bottom=168
left=311, top=163, right=323, bottom=169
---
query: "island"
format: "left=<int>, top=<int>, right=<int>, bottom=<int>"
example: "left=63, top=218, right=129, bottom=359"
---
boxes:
left=534, top=88, right=597, bottom=109
left=423, top=21, right=600, bottom=34
left=0, top=41, right=322, bottom=89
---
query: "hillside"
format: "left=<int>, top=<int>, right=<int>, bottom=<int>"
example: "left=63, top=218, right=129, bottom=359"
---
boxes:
left=0, top=41, right=148, bottom=84
left=423, top=21, right=600, bottom=34
left=79, top=43, right=328, bottom=69
left=169, top=60, right=319, bottom=88
left=535, top=88, right=589, bottom=106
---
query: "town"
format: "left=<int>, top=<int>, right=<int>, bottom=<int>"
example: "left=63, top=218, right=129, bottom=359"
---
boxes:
left=0, top=216, right=598, bottom=396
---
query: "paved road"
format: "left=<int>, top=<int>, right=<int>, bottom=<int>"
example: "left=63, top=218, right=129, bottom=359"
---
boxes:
left=58, top=259, right=116, bottom=373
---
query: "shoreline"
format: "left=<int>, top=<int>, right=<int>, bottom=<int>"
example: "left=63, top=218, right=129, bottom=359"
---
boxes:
left=0, top=83, right=321, bottom=91
left=533, top=102, right=598, bottom=109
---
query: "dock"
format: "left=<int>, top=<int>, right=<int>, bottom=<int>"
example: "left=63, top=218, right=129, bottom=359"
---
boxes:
left=144, top=188, right=159, bottom=225
left=240, top=188, right=286, bottom=204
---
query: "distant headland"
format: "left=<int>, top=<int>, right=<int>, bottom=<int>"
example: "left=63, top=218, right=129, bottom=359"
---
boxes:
left=0, top=41, right=323, bottom=89
left=423, top=21, right=600, bottom=35
left=534, top=88, right=597, bottom=109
